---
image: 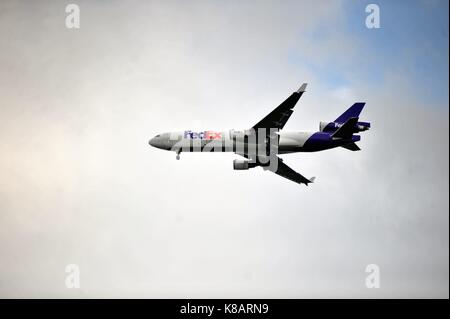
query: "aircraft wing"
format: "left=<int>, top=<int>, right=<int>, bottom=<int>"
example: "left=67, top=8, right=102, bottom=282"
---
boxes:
left=252, top=83, right=307, bottom=131
left=272, top=157, right=315, bottom=186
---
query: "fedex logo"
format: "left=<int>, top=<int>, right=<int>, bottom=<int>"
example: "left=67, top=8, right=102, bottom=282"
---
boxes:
left=184, top=130, right=222, bottom=140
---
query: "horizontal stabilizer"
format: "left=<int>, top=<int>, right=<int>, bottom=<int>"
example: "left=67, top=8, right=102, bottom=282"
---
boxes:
left=332, top=117, right=358, bottom=139
left=342, top=142, right=361, bottom=151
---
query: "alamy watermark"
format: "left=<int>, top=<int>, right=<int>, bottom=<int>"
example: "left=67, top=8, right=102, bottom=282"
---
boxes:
left=169, top=128, right=280, bottom=172
left=365, top=4, right=380, bottom=29
left=65, top=4, right=80, bottom=29
left=365, top=264, right=380, bottom=288
left=65, top=264, right=80, bottom=289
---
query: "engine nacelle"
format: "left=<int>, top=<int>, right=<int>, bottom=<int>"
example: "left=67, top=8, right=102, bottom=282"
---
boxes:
left=233, top=159, right=258, bottom=170
left=356, top=121, right=370, bottom=132
left=233, top=159, right=248, bottom=170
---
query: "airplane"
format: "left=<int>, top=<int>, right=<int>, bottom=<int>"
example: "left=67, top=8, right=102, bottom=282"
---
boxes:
left=149, top=83, right=370, bottom=186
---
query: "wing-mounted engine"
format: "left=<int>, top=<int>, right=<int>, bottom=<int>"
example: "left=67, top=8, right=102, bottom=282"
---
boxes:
left=233, top=157, right=275, bottom=170
left=233, top=159, right=259, bottom=170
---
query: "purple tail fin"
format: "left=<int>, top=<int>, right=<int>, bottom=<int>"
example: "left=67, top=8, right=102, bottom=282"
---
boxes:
left=334, top=102, right=365, bottom=123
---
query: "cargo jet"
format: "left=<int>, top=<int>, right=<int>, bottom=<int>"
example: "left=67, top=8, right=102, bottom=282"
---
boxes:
left=149, top=84, right=370, bottom=186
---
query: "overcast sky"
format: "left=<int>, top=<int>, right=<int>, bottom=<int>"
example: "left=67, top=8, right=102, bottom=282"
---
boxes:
left=0, top=0, right=448, bottom=298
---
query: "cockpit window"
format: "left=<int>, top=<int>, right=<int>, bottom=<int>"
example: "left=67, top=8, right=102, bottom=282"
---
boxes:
left=155, top=134, right=160, bottom=137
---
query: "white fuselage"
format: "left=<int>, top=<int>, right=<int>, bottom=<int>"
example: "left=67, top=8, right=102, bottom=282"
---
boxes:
left=149, top=130, right=320, bottom=154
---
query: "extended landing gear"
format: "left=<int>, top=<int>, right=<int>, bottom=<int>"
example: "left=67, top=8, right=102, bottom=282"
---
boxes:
left=175, top=149, right=181, bottom=160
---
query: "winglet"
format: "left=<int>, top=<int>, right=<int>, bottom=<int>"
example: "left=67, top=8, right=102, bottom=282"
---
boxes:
left=296, top=83, right=307, bottom=93
left=309, top=176, right=316, bottom=183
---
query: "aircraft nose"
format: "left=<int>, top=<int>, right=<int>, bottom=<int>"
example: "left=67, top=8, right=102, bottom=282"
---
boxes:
left=149, top=134, right=165, bottom=149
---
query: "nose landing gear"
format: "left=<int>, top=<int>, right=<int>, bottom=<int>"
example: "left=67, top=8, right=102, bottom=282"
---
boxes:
left=175, top=149, right=181, bottom=160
